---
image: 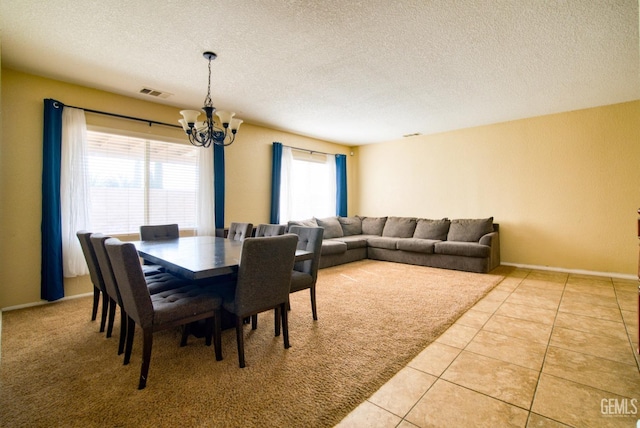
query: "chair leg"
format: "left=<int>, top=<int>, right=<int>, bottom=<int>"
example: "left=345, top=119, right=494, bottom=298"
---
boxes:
left=204, top=318, right=213, bottom=347
left=213, top=310, right=222, bottom=361
left=180, top=323, right=190, bottom=347
left=139, top=329, right=153, bottom=390
left=274, top=307, right=281, bottom=337
left=91, top=287, right=100, bottom=321
left=99, top=292, right=109, bottom=333
left=281, top=303, right=290, bottom=349
left=235, top=317, right=246, bottom=368
left=117, top=309, right=127, bottom=355
left=251, top=314, right=258, bottom=330
left=124, top=316, right=135, bottom=365
left=106, top=297, right=117, bottom=338
left=310, top=286, right=318, bottom=321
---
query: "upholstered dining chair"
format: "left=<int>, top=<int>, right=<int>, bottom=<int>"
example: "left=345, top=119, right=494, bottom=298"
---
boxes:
left=217, top=234, right=298, bottom=368
left=76, top=231, right=109, bottom=332
left=287, top=226, right=324, bottom=321
left=139, top=223, right=179, bottom=241
left=105, top=237, right=223, bottom=389
left=90, top=233, right=128, bottom=351
left=227, top=222, right=253, bottom=241
left=139, top=223, right=179, bottom=275
left=91, top=233, right=191, bottom=358
left=254, top=223, right=286, bottom=237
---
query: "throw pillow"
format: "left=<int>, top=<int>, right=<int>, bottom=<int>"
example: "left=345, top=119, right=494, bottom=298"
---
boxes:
left=414, top=218, right=451, bottom=240
left=338, top=216, right=362, bottom=236
left=382, top=217, right=417, bottom=238
left=359, top=216, right=387, bottom=236
left=315, top=216, right=344, bottom=239
left=447, top=217, right=494, bottom=242
left=287, top=218, right=318, bottom=230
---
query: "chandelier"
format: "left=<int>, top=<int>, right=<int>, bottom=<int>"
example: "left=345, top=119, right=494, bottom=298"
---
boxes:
left=179, top=52, right=242, bottom=147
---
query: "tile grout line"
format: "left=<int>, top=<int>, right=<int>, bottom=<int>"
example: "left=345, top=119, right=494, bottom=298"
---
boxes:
left=613, top=283, right=640, bottom=372
left=525, top=271, right=569, bottom=427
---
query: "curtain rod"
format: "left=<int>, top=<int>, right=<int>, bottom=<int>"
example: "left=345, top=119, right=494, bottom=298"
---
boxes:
left=282, top=144, right=342, bottom=157
left=56, top=101, right=182, bottom=129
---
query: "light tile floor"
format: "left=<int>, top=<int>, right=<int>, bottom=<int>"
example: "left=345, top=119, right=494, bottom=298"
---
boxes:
left=336, top=267, right=640, bottom=428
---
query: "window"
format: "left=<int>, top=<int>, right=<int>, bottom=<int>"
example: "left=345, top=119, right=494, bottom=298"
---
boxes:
left=280, top=147, right=336, bottom=222
left=86, top=130, right=198, bottom=234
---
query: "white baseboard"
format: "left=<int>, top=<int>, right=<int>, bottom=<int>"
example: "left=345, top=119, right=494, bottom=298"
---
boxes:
left=501, top=262, right=637, bottom=281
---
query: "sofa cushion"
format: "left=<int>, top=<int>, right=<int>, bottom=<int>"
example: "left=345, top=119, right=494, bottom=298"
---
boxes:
left=359, top=216, right=387, bottom=235
left=447, top=217, right=494, bottom=242
left=434, top=241, right=491, bottom=258
left=382, top=217, right=417, bottom=238
left=396, top=238, right=439, bottom=254
left=414, top=218, right=450, bottom=240
left=333, top=236, right=369, bottom=250
left=315, top=216, right=344, bottom=239
left=366, top=236, right=400, bottom=250
left=338, top=216, right=362, bottom=236
left=320, top=240, right=348, bottom=256
left=288, top=218, right=318, bottom=229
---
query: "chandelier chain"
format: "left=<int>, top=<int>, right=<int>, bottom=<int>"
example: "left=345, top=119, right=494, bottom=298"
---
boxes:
left=204, top=57, right=213, bottom=108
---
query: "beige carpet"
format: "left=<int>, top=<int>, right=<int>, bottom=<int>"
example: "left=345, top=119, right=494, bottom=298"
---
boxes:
left=0, top=260, right=503, bottom=428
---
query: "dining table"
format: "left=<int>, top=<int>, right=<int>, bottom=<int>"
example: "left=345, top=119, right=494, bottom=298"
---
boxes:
left=131, top=235, right=312, bottom=281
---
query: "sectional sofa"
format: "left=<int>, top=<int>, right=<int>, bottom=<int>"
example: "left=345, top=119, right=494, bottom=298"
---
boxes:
left=287, top=216, right=500, bottom=274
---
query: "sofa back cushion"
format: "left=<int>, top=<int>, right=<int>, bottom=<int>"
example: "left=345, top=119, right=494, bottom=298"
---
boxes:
left=338, top=216, right=362, bottom=236
left=359, top=216, right=387, bottom=236
left=382, top=216, right=417, bottom=238
left=315, top=216, right=344, bottom=239
left=413, top=218, right=450, bottom=240
left=447, top=217, right=494, bottom=242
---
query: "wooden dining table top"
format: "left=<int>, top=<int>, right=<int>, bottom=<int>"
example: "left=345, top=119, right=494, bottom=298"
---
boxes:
left=131, top=235, right=312, bottom=280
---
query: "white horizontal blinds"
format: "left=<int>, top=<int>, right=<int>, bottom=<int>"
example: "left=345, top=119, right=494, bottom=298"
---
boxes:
left=87, top=131, right=144, bottom=234
left=86, top=130, right=197, bottom=234
left=147, top=141, right=197, bottom=226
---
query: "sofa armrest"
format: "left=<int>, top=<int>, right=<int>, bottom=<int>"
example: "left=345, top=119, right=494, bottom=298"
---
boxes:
left=479, top=231, right=496, bottom=246
left=479, top=231, right=500, bottom=270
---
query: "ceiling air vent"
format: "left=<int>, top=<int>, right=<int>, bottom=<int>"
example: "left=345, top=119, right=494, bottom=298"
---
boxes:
left=139, top=87, right=173, bottom=99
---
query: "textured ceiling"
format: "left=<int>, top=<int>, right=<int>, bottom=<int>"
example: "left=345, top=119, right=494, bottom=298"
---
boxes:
left=1, top=1, right=638, bottom=145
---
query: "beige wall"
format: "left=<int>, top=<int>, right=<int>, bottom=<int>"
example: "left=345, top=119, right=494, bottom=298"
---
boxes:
left=2, top=67, right=638, bottom=308
left=357, top=101, right=640, bottom=276
left=0, top=69, right=355, bottom=308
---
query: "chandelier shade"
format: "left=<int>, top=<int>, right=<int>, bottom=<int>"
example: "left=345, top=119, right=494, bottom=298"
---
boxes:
left=179, top=52, right=242, bottom=148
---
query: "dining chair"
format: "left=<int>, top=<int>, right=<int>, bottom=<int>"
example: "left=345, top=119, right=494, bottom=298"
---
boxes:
left=139, top=223, right=179, bottom=240
left=287, top=226, right=324, bottom=321
left=105, top=237, right=223, bottom=389
left=217, top=234, right=298, bottom=368
left=90, top=233, right=129, bottom=353
left=254, top=223, right=286, bottom=237
left=139, top=223, right=179, bottom=275
left=76, top=231, right=109, bottom=332
left=91, top=233, right=192, bottom=358
left=227, top=222, right=253, bottom=241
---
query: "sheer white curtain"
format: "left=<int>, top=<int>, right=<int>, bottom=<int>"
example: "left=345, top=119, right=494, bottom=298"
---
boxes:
left=279, top=147, right=336, bottom=222
left=60, top=107, right=91, bottom=277
left=196, top=147, right=215, bottom=235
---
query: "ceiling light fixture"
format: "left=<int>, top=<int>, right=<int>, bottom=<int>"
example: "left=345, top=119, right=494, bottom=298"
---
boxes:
left=179, top=51, right=242, bottom=147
